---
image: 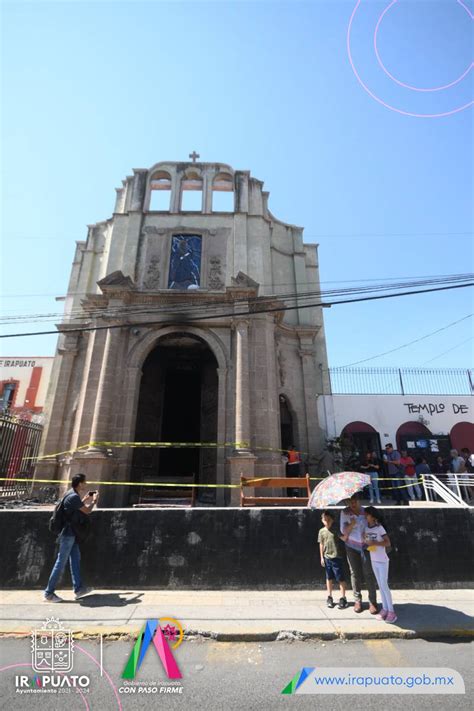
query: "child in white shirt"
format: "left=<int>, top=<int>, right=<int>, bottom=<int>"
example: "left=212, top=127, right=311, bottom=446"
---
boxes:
left=363, top=506, right=396, bottom=624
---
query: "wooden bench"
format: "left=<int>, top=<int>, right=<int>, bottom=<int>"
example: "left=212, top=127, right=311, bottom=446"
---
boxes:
left=240, top=474, right=311, bottom=507
left=133, top=475, right=196, bottom=508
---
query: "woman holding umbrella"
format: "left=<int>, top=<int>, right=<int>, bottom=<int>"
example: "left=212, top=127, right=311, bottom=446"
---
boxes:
left=309, top=473, right=378, bottom=614
left=340, top=495, right=378, bottom=614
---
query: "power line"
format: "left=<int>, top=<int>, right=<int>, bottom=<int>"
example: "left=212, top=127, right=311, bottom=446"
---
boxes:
left=1, top=271, right=472, bottom=300
left=1, top=274, right=472, bottom=324
left=421, top=337, right=474, bottom=365
left=337, top=314, right=474, bottom=368
left=1, top=281, right=472, bottom=339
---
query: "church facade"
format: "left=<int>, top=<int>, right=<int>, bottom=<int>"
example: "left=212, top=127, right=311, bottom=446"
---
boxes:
left=36, top=159, right=330, bottom=506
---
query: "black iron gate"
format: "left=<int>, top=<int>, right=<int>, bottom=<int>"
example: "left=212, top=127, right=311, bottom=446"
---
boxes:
left=0, top=414, right=43, bottom=498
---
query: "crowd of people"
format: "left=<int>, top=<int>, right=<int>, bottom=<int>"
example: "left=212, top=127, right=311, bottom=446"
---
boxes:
left=358, top=445, right=473, bottom=505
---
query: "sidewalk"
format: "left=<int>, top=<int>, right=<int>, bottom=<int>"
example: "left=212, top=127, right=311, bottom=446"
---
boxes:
left=0, top=589, right=472, bottom=640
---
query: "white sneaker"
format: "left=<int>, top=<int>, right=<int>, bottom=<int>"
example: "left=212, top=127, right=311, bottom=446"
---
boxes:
left=44, top=593, right=63, bottom=603
left=74, top=586, right=94, bottom=600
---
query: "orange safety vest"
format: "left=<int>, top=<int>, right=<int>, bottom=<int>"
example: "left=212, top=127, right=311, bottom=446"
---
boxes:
left=288, top=450, right=300, bottom=464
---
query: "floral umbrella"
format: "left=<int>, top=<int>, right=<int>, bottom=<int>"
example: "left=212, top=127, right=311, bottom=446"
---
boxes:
left=308, top=471, right=371, bottom=509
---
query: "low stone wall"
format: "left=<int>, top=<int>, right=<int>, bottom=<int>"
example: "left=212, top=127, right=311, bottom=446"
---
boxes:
left=2, top=508, right=473, bottom=589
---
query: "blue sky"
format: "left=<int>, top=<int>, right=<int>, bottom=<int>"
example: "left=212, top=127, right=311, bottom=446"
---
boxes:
left=1, top=0, right=473, bottom=367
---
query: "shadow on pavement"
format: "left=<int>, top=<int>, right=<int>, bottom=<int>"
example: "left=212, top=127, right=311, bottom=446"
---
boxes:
left=78, top=592, right=144, bottom=607
left=392, top=603, right=474, bottom=639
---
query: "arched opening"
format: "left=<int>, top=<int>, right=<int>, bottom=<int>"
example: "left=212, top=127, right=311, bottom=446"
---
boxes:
left=181, top=171, right=203, bottom=211
left=131, top=333, right=218, bottom=504
left=212, top=172, right=234, bottom=212
left=396, top=421, right=432, bottom=451
left=149, top=171, right=172, bottom=211
left=340, top=421, right=381, bottom=468
left=396, top=421, right=458, bottom=467
left=450, top=422, right=474, bottom=451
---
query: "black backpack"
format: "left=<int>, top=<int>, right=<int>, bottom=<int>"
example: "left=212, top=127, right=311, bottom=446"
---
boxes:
left=48, top=496, right=66, bottom=535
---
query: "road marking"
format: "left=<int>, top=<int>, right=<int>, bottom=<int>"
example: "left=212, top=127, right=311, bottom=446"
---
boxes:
left=205, top=642, right=262, bottom=665
left=364, top=639, right=406, bottom=666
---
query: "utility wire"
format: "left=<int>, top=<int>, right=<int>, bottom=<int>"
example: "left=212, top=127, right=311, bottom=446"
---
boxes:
left=336, top=314, right=474, bottom=368
left=1, top=271, right=472, bottom=300
left=1, top=274, right=472, bottom=324
left=0, top=276, right=463, bottom=321
left=1, top=282, right=472, bottom=339
left=421, top=337, right=474, bottom=365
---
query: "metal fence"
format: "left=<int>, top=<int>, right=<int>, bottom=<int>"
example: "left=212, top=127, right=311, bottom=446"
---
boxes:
left=329, top=367, right=474, bottom=396
left=0, top=414, right=43, bottom=497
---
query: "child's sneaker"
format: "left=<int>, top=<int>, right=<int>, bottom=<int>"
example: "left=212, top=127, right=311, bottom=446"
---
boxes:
left=337, top=597, right=348, bottom=609
left=385, top=611, right=398, bottom=624
left=376, top=609, right=388, bottom=620
left=326, top=596, right=335, bottom=608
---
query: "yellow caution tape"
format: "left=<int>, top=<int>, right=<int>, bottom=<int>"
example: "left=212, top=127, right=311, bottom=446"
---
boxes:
left=0, top=476, right=424, bottom=491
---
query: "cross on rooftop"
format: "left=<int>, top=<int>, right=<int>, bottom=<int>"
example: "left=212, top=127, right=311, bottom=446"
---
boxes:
left=189, top=151, right=200, bottom=163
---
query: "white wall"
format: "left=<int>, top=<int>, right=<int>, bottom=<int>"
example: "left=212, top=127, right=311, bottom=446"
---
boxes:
left=319, top=394, right=473, bottom=445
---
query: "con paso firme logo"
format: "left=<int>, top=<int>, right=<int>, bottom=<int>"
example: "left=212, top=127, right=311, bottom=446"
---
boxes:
left=122, top=618, right=184, bottom=680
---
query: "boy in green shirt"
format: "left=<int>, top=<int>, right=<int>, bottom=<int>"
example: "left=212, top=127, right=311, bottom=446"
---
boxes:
left=318, top=510, right=348, bottom=609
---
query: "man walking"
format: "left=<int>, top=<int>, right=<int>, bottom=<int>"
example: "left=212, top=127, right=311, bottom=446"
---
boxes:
left=384, top=443, right=409, bottom=505
left=44, top=473, right=98, bottom=602
left=340, top=494, right=378, bottom=614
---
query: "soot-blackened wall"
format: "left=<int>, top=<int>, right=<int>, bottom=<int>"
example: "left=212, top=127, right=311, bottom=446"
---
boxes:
left=1, top=508, right=473, bottom=589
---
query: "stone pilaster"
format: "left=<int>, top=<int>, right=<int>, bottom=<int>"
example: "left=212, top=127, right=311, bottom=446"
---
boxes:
left=298, top=333, right=324, bottom=465
left=227, top=318, right=256, bottom=505
left=34, top=332, right=79, bottom=485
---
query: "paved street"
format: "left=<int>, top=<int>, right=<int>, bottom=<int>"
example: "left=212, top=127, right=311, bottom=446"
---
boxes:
left=0, top=637, right=472, bottom=710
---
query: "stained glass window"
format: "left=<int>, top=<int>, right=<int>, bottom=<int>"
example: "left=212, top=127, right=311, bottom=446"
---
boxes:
left=168, top=234, right=202, bottom=290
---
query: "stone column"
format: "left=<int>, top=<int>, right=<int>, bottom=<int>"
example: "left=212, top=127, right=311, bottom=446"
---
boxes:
left=216, top=366, right=227, bottom=506
left=202, top=167, right=214, bottom=213
left=129, top=169, right=148, bottom=211
left=234, top=320, right=250, bottom=451
left=70, top=325, right=122, bottom=505
left=170, top=170, right=181, bottom=213
left=298, top=335, right=325, bottom=468
left=227, top=319, right=256, bottom=505
left=34, top=332, right=79, bottom=486
left=88, top=326, right=122, bottom=448
left=114, top=187, right=126, bottom=214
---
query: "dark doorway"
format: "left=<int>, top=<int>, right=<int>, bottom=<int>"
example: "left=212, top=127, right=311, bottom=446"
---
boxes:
left=159, top=371, right=201, bottom=476
left=280, top=396, right=294, bottom=455
left=131, top=334, right=218, bottom=504
left=280, top=395, right=299, bottom=495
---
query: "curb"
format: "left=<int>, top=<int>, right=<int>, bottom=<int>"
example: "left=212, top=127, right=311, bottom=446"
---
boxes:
left=0, top=628, right=472, bottom=642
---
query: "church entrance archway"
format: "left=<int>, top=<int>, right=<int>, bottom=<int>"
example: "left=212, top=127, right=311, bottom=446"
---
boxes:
left=131, top=333, right=218, bottom=504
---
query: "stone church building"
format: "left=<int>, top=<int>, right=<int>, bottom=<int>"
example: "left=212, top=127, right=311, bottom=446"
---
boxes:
left=36, top=159, right=330, bottom=506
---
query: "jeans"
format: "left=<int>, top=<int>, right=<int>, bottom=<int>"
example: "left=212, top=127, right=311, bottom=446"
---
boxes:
left=369, top=473, right=381, bottom=502
left=405, top=476, right=422, bottom=500
left=392, top=477, right=409, bottom=503
left=345, top=546, right=377, bottom=604
left=372, top=560, right=394, bottom=612
left=44, top=534, right=82, bottom=595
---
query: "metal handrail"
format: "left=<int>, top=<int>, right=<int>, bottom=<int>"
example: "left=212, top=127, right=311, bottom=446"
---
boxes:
left=422, top=474, right=470, bottom=508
